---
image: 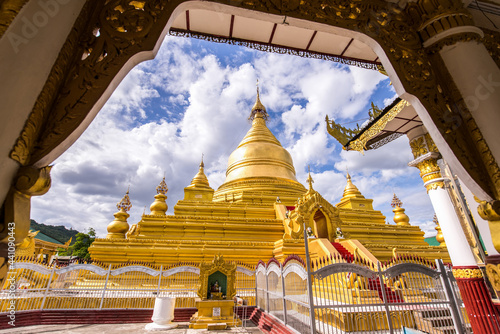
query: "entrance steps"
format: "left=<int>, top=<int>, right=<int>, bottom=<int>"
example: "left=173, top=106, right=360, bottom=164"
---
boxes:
left=413, top=309, right=471, bottom=334
left=331, top=242, right=353, bottom=262
left=367, top=277, right=404, bottom=303
left=250, top=308, right=295, bottom=334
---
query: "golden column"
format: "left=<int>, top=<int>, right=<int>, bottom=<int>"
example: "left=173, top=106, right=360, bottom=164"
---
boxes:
left=106, top=190, right=132, bottom=239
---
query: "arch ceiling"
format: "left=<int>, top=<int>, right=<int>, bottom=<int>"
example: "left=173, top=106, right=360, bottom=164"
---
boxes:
left=169, top=7, right=381, bottom=69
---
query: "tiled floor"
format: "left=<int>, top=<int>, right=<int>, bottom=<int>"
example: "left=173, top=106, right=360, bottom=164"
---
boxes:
left=0, top=322, right=264, bottom=334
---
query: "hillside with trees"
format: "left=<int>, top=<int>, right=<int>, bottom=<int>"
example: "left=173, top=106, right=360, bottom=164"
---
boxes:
left=57, top=228, right=96, bottom=260
left=29, top=219, right=79, bottom=245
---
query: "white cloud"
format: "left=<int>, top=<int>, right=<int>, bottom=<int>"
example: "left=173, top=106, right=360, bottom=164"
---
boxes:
left=31, top=36, right=436, bottom=242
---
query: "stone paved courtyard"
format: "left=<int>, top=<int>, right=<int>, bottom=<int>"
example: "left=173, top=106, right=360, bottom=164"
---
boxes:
left=0, top=322, right=264, bottom=334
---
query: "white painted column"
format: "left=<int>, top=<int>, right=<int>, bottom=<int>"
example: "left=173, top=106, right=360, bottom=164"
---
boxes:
left=407, top=128, right=477, bottom=266
left=439, top=40, right=500, bottom=165
left=427, top=185, right=477, bottom=266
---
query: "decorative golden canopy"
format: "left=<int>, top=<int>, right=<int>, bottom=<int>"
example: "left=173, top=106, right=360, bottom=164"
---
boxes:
left=117, top=189, right=132, bottom=212
left=156, top=177, right=168, bottom=195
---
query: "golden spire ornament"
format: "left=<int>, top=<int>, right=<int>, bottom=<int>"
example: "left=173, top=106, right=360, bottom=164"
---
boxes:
left=391, top=194, right=410, bottom=226
left=249, top=80, right=268, bottom=121
left=341, top=172, right=364, bottom=199
left=150, top=177, right=168, bottom=216
left=434, top=214, right=446, bottom=246
left=306, top=165, right=314, bottom=191
left=106, top=189, right=132, bottom=239
left=187, top=155, right=211, bottom=189
left=117, top=188, right=132, bottom=212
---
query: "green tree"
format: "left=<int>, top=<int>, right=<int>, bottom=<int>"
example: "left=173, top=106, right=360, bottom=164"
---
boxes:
left=57, top=228, right=96, bottom=260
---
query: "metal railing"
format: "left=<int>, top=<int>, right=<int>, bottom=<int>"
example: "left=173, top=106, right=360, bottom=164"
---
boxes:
left=255, top=232, right=472, bottom=334
left=1, top=259, right=255, bottom=311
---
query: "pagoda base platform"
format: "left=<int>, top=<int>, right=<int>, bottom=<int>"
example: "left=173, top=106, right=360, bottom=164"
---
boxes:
left=189, top=300, right=241, bottom=329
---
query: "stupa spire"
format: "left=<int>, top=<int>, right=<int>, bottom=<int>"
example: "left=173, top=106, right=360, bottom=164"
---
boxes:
left=391, top=193, right=410, bottom=226
left=341, top=172, right=365, bottom=199
left=187, top=155, right=211, bottom=189
left=306, top=166, right=314, bottom=191
left=249, top=80, right=268, bottom=121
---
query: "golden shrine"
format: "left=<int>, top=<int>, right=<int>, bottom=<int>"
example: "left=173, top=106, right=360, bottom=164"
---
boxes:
left=189, top=254, right=241, bottom=329
left=89, top=89, right=449, bottom=266
left=15, top=229, right=71, bottom=262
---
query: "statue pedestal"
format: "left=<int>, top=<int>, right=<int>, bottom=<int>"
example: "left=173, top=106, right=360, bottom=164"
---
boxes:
left=189, top=300, right=241, bottom=329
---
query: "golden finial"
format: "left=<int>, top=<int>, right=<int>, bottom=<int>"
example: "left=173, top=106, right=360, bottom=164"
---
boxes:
left=434, top=214, right=445, bottom=246
left=156, top=177, right=168, bottom=195
left=391, top=194, right=402, bottom=208
left=108, top=189, right=131, bottom=239
left=306, top=165, right=314, bottom=191
left=117, top=188, right=132, bottom=212
left=391, top=193, right=410, bottom=226
left=150, top=178, right=168, bottom=216
left=249, top=80, right=268, bottom=121
left=200, top=153, right=204, bottom=168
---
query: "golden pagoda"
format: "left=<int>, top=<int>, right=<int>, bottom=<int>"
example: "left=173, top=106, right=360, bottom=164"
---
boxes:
left=89, top=89, right=449, bottom=265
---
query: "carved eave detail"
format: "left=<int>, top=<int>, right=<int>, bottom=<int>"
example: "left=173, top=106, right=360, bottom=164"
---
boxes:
left=325, top=115, right=360, bottom=147
left=347, top=100, right=409, bottom=153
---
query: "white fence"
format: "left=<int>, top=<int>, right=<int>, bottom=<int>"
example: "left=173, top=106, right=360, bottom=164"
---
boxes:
left=1, top=260, right=255, bottom=311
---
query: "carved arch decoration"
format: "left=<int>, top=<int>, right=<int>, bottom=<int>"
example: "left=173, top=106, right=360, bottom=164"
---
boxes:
left=197, top=254, right=237, bottom=300
left=0, top=0, right=30, bottom=39
left=287, top=189, right=342, bottom=240
left=7, top=0, right=499, bottom=202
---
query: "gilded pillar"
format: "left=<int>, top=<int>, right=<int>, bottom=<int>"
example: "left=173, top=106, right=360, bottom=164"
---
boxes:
left=1, top=166, right=51, bottom=284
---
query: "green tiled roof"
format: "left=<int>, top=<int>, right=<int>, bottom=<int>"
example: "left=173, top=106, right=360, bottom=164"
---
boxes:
left=34, top=231, right=64, bottom=245
left=424, top=236, right=440, bottom=246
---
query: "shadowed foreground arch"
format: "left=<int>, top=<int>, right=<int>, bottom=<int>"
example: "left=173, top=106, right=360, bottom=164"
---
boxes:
left=1, top=0, right=500, bottom=281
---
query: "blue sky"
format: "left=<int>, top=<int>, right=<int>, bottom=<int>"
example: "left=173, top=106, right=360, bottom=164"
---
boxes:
left=31, top=35, right=437, bottom=238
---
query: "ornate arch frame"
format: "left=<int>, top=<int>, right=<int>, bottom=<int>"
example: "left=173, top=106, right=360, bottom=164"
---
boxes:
left=310, top=207, right=331, bottom=239
left=3, top=0, right=499, bottom=239
left=288, top=190, right=341, bottom=240
left=197, top=255, right=237, bottom=301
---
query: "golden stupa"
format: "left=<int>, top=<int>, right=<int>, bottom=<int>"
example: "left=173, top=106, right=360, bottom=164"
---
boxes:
left=89, top=89, right=449, bottom=265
